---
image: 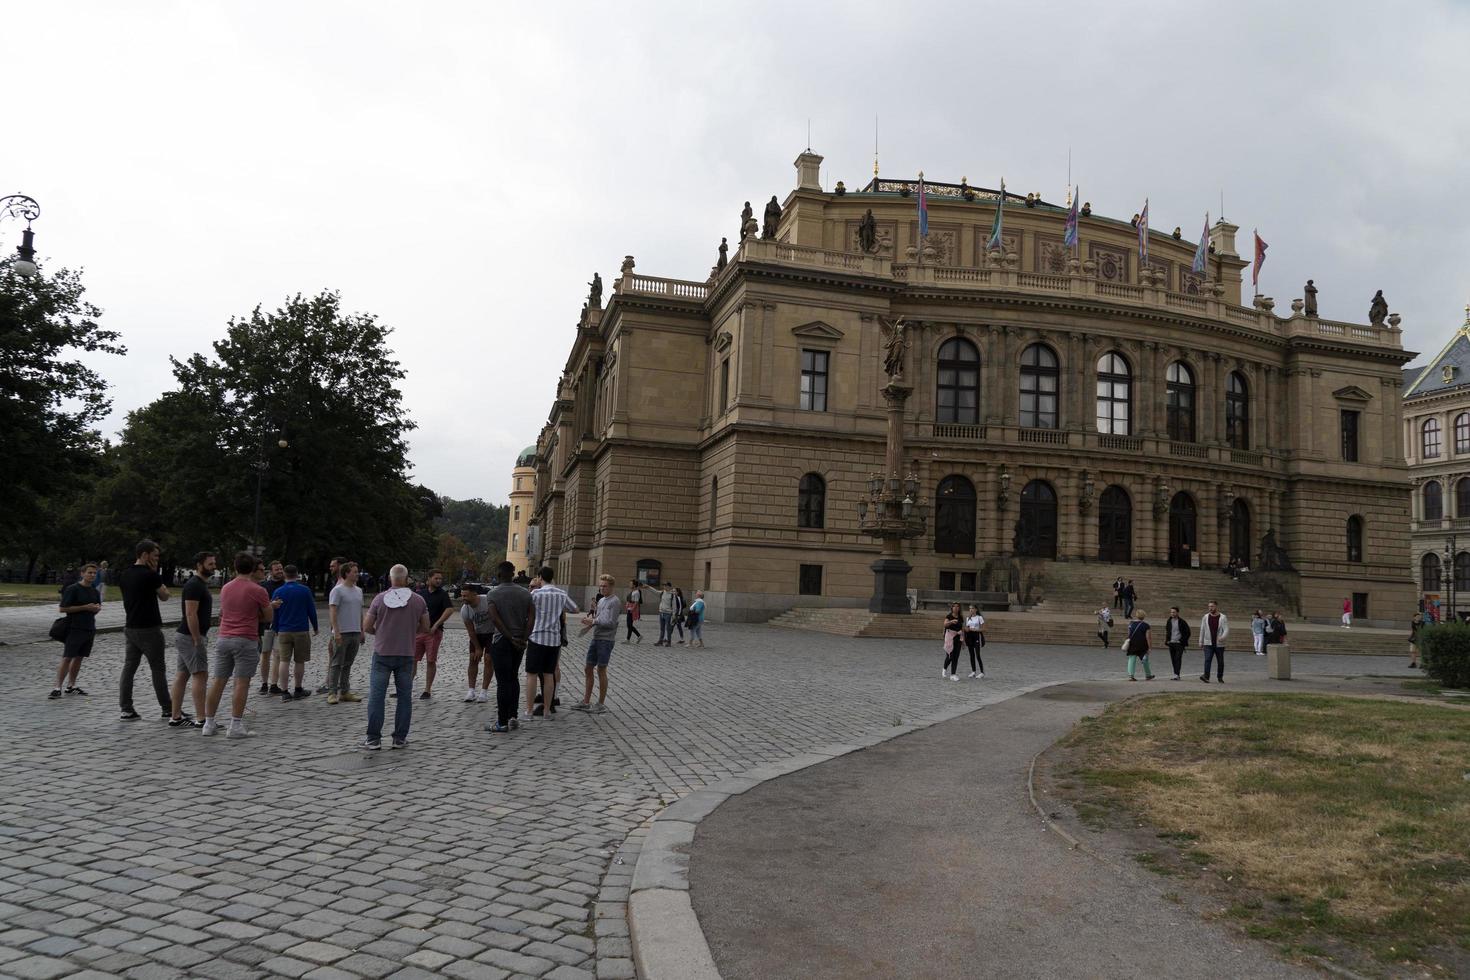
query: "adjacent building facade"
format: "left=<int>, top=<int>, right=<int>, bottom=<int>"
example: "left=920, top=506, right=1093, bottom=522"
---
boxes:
left=1402, top=311, right=1470, bottom=619
left=506, top=446, right=536, bottom=575
left=526, top=150, right=1417, bottom=623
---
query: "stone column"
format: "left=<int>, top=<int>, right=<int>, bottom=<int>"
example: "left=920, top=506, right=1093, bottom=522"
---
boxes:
left=1153, top=483, right=1170, bottom=565
left=1060, top=470, right=1077, bottom=561
left=1211, top=354, right=1226, bottom=444
left=1066, top=333, right=1083, bottom=431
left=983, top=326, right=1002, bottom=426
left=1137, top=341, right=1156, bottom=436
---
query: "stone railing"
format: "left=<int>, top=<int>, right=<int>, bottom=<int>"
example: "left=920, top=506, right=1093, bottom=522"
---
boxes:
left=737, top=237, right=892, bottom=276
left=616, top=274, right=709, bottom=301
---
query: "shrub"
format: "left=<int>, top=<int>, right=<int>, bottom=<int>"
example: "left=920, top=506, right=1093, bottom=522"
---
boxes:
left=1417, top=623, right=1470, bottom=688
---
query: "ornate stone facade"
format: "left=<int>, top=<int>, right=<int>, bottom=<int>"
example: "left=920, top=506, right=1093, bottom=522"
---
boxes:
left=527, top=151, right=1416, bottom=624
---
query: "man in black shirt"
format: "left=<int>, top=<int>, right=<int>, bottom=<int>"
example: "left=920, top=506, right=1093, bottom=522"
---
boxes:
left=51, top=562, right=101, bottom=698
left=118, top=539, right=173, bottom=720
left=411, top=570, right=455, bottom=699
left=169, top=552, right=216, bottom=727
left=259, top=560, right=286, bottom=694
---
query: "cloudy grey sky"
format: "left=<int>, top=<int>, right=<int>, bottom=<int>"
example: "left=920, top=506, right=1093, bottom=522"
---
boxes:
left=12, top=1, right=1470, bottom=502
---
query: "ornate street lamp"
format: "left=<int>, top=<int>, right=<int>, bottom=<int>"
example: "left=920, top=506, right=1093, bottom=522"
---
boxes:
left=1, top=194, right=41, bottom=277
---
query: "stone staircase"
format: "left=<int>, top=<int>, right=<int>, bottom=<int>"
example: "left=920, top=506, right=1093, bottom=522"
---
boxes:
left=1025, top=561, right=1295, bottom=619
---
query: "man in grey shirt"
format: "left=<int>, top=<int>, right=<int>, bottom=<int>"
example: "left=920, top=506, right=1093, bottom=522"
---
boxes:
left=575, top=573, right=621, bottom=713
left=328, top=563, right=364, bottom=703
left=483, top=561, right=534, bottom=734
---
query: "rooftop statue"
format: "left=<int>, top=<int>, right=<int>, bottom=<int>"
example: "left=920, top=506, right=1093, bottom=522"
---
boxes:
left=762, top=196, right=781, bottom=240
left=1304, top=279, right=1318, bottom=318
left=1369, top=290, right=1388, bottom=327
left=879, top=316, right=910, bottom=381
left=588, top=272, right=602, bottom=309
left=739, top=201, right=756, bottom=242
left=857, top=209, right=878, bottom=253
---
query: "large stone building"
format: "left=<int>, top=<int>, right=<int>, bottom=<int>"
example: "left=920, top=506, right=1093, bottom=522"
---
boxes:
left=526, top=150, right=1417, bottom=623
left=1402, top=309, right=1470, bottom=619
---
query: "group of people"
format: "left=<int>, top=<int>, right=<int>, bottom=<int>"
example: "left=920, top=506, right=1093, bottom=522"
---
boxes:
left=939, top=603, right=987, bottom=679
left=48, top=539, right=655, bottom=749
left=1093, top=602, right=1291, bottom=682
left=622, top=580, right=705, bottom=647
left=1110, top=577, right=1138, bottom=617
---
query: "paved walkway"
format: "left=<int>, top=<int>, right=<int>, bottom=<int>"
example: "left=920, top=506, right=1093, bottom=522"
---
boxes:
left=0, top=625, right=1415, bottom=980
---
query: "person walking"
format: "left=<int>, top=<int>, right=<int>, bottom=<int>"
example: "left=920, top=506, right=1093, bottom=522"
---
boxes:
left=1341, top=596, right=1353, bottom=628
left=360, top=564, right=429, bottom=751
left=1122, top=580, right=1137, bottom=618
left=271, top=566, right=318, bottom=701
left=672, top=587, right=687, bottom=645
left=327, top=562, right=365, bottom=704
left=483, top=561, right=534, bottom=734
left=169, top=552, right=217, bottom=728
left=203, top=554, right=276, bottom=738
left=624, top=580, right=643, bottom=643
left=1199, top=599, right=1229, bottom=683
left=963, top=604, right=985, bottom=678
left=656, top=581, right=675, bottom=646
left=1163, top=606, right=1191, bottom=680
left=941, top=603, right=963, bottom=681
left=118, top=539, right=173, bottom=721
left=1095, top=603, right=1113, bottom=648
left=1251, top=609, right=1267, bottom=655
left=51, top=562, right=101, bottom=699
left=259, top=560, right=287, bottom=694
left=1124, top=608, right=1155, bottom=681
left=411, top=569, right=455, bottom=699
left=315, top=557, right=344, bottom=693
left=458, top=581, right=498, bottom=703
left=575, top=574, right=621, bottom=713
left=524, top=566, right=578, bottom=721
left=687, top=591, right=706, bottom=648
left=1405, top=608, right=1417, bottom=669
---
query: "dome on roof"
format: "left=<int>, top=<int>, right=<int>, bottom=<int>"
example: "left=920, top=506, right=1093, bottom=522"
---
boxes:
left=515, top=445, right=538, bottom=467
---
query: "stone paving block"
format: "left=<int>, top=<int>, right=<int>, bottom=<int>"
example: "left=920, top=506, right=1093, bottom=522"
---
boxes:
left=543, top=966, right=595, bottom=980
left=25, top=935, right=85, bottom=957
left=192, top=958, right=270, bottom=980
left=440, top=960, right=510, bottom=980
left=150, top=944, right=213, bottom=969
left=147, top=923, right=211, bottom=945
left=259, top=955, right=316, bottom=978
left=4, top=954, right=73, bottom=980
left=332, top=952, right=401, bottom=978
left=285, top=940, right=353, bottom=964
left=383, top=967, right=441, bottom=980
left=122, top=964, right=186, bottom=980
left=302, top=967, right=359, bottom=980
left=205, top=920, right=266, bottom=941
left=473, top=946, right=556, bottom=975
left=359, top=938, right=416, bottom=960
left=426, top=934, right=484, bottom=958
left=88, top=952, right=149, bottom=973
left=522, top=940, right=587, bottom=966
left=595, top=958, right=636, bottom=980
left=403, top=949, right=456, bottom=970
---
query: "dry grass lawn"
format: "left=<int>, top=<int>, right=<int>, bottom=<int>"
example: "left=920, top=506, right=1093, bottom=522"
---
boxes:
left=1059, top=693, right=1470, bottom=973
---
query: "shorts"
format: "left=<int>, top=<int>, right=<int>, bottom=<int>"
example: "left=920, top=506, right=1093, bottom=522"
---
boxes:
left=413, top=629, right=444, bottom=663
left=211, top=636, right=261, bottom=680
left=471, top=633, right=493, bottom=655
left=585, top=638, right=614, bottom=667
left=63, top=629, right=96, bottom=659
left=174, top=633, right=209, bottom=674
left=525, top=641, right=560, bottom=676
left=276, top=631, right=311, bottom=663
left=261, top=629, right=277, bottom=653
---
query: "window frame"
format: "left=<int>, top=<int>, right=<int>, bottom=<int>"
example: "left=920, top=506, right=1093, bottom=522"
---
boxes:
left=799, top=348, right=829, bottom=412
left=1423, top=417, right=1443, bottom=459
left=1165, top=360, right=1196, bottom=442
left=935, top=337, right=980, bottom=424
left=1422, top=551, right=1442, bottom=592
left=1456, top=413, right=1470, bottom=454
left=1346, top=515, right=1364, bottom=563
left=1340, top=409, right=1360, bottom=462
left=1424, top=481, right=1443, bottom=522
left=1225, top=372, right=1249, bottom=449
left=797, top=472, right=826, bottom=529
left=798, top=563, right=823, bottom=596
left=1019, top=343, right=1059, bottom=429
left=933, top=474, right=977, bottom=555
left=1095, top=352, right=1132, bottom=435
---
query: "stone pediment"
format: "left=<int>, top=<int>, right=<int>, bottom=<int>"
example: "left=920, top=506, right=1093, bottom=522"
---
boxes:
left=791, top=320, right=845, bottom=341
left=714, top=331, right=733, bottom=353
left=1332, top=385, right=1374, bottom=402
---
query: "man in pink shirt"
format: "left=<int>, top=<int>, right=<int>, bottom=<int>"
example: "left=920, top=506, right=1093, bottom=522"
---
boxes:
left=360, top=563, right=430, bottom=751
left=203, top=554, right=279, bottom=738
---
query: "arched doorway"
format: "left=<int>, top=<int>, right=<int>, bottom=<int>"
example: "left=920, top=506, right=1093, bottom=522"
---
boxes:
left=1016, top=480, right=1058, bottom=559
left=1097, top=486, right=1132, bottom=563
left=1169, top=492, right=1198, bottom=567
left=1230, top=499, right=1251, bottom=565
left=934, top=475, right=977, bottom=555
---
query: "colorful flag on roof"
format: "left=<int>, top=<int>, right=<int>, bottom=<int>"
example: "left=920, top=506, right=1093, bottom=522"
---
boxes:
left=1137, top=198, right=1149, bottom=266
left=917, top=172, right=928, bottom=238
left=1192, top=212, right=1210, bottom=273
left=1253, top=230, right=1268, bottom=288
left=1063, top=187, right=1081, bottom=249
left=987, top=178, right=1005, bottom=250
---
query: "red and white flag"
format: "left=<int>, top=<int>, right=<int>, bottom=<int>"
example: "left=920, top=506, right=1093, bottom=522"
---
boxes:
left=1253, top=229, right=1269, bottom=288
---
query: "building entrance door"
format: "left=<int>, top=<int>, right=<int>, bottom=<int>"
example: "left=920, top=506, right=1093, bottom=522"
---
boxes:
left=1169, top=492, right=1197, bottom=567
left=1097, top=486, right=1132, bottom=564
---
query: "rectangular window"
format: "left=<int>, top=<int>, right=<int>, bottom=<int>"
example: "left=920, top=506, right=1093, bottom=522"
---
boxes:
left=1352, top=592, right=1368, bottom=620
left=938, top=570, right=956, bottom=591
left=800, top=349, right=829, bottom=411
left=704, top=561, right=711, bottom=591
left=512, top=532, right=519, bottom=552
left=960, top=571, right=977, bottom=592
left=798, top=564, right=823, bottom=596
left=513, top=505, right=520, bottom=521
left=1340, top=410, right=1360, bottom=462
left=720, top=359, right=730, bottom=412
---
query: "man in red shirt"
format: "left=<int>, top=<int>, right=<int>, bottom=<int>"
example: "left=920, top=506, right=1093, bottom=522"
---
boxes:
left=203, top=554, right=280, bottom=737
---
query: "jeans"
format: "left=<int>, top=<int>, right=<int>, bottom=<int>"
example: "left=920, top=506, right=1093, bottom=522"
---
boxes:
left=1202, top=645, right=1225, bottom=680
left=121, top=627, right=170, bottom=713
left=331, top=633, right=361, bottom=693
left=1126, top=653, right=1153, bottom=678
left=689, top=621, right=702, bottom=642
left=489, top=636, right=523, bottom=726
left=1168, top=642, right=1184, bottom=676
left=658, top=612, right=672, bottom=643
left=964, top=632, right=984, bottom=673
left=625, top=611, right=641, bottom=640
left=366, top=654, right=414, bottom=743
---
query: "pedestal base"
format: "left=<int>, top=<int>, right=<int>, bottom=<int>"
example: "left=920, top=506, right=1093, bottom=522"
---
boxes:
left=1267, top=642, right=1292, bottom=680
left=869, top=557, right=913, bottom=614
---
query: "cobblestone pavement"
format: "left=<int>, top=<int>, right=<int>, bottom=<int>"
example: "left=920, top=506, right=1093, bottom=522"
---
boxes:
left=1, top=624, right=1417, bottom=980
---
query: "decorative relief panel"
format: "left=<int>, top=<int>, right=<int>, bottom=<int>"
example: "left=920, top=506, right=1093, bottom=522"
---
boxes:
left=973, top=227, right=1018, bottom=261
left=1089, top=243, right=1129, bottom=283
left=908, top=221, right=960, bottom=266
left=1179, top=269, right=1204, bottom=295
left=845, top=218, right=898, bottom=257
left=1034, top=234, right=1070, bottom=275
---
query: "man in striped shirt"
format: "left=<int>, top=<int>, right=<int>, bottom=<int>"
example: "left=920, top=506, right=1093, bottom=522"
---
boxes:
left=525, top=565, right=578, bottom=721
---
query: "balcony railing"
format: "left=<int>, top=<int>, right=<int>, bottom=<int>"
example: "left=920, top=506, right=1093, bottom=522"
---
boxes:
left=931, top=422, right=986, bottom=440
left=1169, top=441, right=1208, bottom=459
left=1098, top=434, right=1143, bottom=452
left=1019, top=428, right=1068, bottom=445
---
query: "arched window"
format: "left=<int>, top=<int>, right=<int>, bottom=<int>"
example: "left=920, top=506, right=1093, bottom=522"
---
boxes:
left=1422, top=552, right=1442, bottom=592
left=797, top=473, right=826, bottom=529
left=1230, top=498, right=1252, bottom=566
left=936, top=338, right=980, bottom=424
left=636, top=559, right=662, bottom=587
left=1169, top=492, right=1198, bottom=567
left=1097, top=485, right=1132, bottom=563
left=710, top=476, right=718, bottom=531
left=1424, top=481, right=1443, bottom=522
left=1016, top=480, right=1058, bottom=559
left=934, top=475, right=976, bottom=555
left=1226, top=372, right=1249, bottom=449
left=1019, top=343, right=1059, bottom=429
left=1458, top=478, right=1470, bottom=518
left=1166, top=361, right=1196, bottom=442
left=1457, top=552, right=1470, bottom=592
left=1346, top=515, right=1364, bottom=563
left=1423, top=418, right=1442, bottom=458
left=1457, top=413, right=1470, bottom=454
left=1096, top=352, right=1132, bottom=435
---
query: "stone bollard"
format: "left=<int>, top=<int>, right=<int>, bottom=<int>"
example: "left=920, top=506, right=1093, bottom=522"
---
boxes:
left=1267, top=642, right=1291, bottom=680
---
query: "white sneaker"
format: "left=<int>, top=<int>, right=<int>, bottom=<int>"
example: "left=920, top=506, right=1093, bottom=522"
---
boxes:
left=200, top=718, right=217, bottom=737
left=950, top=674, right=959, bottom=682
left=462, top=690, right=476, bottom=702
left=475, top=690, right=489, bottom=702
left=519, top=711, right=534, bottom=722
left=227, top=726, right=252, bottom=739
left=967, top=671, right=976, bottom=678
left=977, top=672, right=984, bottom=679
left=940, top=667, right=947, bottom=678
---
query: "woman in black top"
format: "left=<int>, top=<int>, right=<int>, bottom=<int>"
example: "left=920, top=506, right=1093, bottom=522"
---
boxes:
left=941, top=603, right=963, bottom=680
left=625, top=580, right=643, bottom=643
left=1124, top=609, right=1155, bottom=681
left=1408, top=612, right=1424, bottom=669
left=52, top=563, right=102, bottom=698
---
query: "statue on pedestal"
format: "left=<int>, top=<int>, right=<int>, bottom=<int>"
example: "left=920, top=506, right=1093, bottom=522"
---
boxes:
left=588, top=273, right=602, bottom=309
left=1303, top=279, right=1318, bottom=318
left=716, top=237, right=728, bottom=270
left=739, top=201, right=755, bottom=242
left=762, top=196, right=782, bottom=239
left=857, top=209, right=878, bottom=253
left=879, top=316, right=910, bottom=381
left=1259, top=528, right=1296, bottom=572
left=1369, top=290, right=1388, bottom=326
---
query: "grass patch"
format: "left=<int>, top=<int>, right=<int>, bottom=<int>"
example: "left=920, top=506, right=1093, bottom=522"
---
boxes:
left=1057, top=693, right=1470, bottom=974
left=0, top=583, right=68, bottom=606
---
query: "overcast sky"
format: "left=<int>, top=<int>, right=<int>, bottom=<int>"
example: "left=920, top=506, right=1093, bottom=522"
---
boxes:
left=12, top=2, right=1470, bottom=503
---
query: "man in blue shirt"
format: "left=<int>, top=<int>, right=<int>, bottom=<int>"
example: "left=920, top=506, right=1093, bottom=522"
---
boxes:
left=270, top=565, right=319, bottom=701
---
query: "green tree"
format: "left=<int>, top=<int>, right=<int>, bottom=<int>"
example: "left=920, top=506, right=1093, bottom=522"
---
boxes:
left=436, top=497, right=509, bottom=556
left=0, top=262, right=124, bottom=562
